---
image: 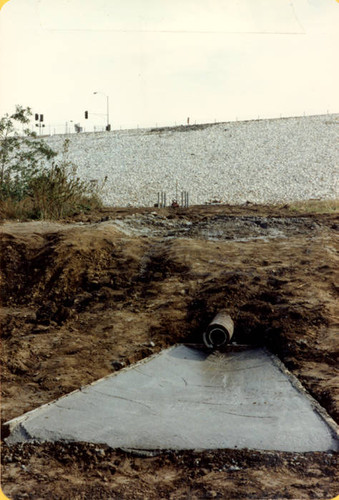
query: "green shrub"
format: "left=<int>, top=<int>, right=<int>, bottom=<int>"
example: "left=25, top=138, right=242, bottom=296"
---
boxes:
left=28, top=139, right=104, bottom=219
left=0, top=106, right=57, bottom=201
left=0, top=106, right=104, bottom=220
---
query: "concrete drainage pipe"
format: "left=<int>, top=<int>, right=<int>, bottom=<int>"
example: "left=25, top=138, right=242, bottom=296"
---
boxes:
left=203, top=310, right=234, bottom=349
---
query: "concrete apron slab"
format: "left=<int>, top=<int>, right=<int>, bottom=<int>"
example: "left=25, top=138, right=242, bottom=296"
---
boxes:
left=5, top=346, right=339, bottom=452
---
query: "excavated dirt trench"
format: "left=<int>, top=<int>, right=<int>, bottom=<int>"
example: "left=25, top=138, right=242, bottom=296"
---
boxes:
left=1, top=204, right=338, bottom=499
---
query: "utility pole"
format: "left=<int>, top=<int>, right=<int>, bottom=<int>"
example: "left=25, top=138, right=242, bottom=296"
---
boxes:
left=93, top=91, right=111, bottom=131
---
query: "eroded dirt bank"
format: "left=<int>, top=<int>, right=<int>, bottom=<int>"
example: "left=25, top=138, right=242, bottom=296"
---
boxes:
left=1, top=204, right=338, bottom=499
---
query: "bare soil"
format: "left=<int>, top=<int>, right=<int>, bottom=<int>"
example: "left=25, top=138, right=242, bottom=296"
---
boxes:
left=1, top=204, right=338, bottom=499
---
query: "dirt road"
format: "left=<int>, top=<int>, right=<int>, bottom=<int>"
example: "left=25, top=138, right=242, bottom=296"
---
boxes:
left=1, top=204, right=338, bottom=499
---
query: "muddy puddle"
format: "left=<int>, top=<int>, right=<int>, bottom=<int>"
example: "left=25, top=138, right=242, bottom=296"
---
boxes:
left=108, top=214, right=322, bottom=241
left=0, top=213, right=325, bottom=243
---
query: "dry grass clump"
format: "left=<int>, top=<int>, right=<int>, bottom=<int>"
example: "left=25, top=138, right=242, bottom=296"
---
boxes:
left=288, top=199, right=339, bottom=214
left=28, top=163, right=104, bottom=220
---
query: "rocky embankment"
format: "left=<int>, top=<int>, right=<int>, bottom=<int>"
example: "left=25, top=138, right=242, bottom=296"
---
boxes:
left=45, top=114, right=339, bottom=207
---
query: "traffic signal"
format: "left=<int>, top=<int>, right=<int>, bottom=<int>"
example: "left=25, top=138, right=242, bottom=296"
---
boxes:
left=85, top=111, right=88, bottom=119
left=35, top=113, right=39, bottom=121
left=39, top=114, right=44, bottom=122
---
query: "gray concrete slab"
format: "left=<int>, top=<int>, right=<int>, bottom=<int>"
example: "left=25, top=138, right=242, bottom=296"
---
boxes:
left=5, top=346, right=339, bottom=452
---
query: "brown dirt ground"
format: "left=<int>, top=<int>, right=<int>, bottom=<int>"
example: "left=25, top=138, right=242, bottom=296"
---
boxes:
left=1, top=204, right=338, bottom=499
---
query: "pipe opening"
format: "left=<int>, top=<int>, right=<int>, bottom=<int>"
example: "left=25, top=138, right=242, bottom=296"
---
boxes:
left=208, top=327, right=229, bottom=347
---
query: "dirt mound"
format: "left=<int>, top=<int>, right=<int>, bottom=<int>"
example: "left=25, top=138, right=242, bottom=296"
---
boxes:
left=1, top=205, right=338, bottom=498
left=2, top=443, right=338, bottom=500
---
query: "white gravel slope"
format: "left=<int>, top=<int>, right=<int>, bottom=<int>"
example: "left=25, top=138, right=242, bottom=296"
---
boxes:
left=45, top=114, right=339, bottom=207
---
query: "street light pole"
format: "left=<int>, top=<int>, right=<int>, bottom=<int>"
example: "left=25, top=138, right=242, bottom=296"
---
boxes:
left=93, top=91, right=110, bottom=131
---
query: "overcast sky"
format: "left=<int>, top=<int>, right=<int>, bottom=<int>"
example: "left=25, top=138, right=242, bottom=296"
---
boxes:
left=0, top=0, right=338, bottom=131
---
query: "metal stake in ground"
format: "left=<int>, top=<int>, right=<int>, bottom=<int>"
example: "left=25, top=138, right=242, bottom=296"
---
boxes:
left=157, top=191, right=167, bottom=208
left=181, top=191, right=189, bottom=208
